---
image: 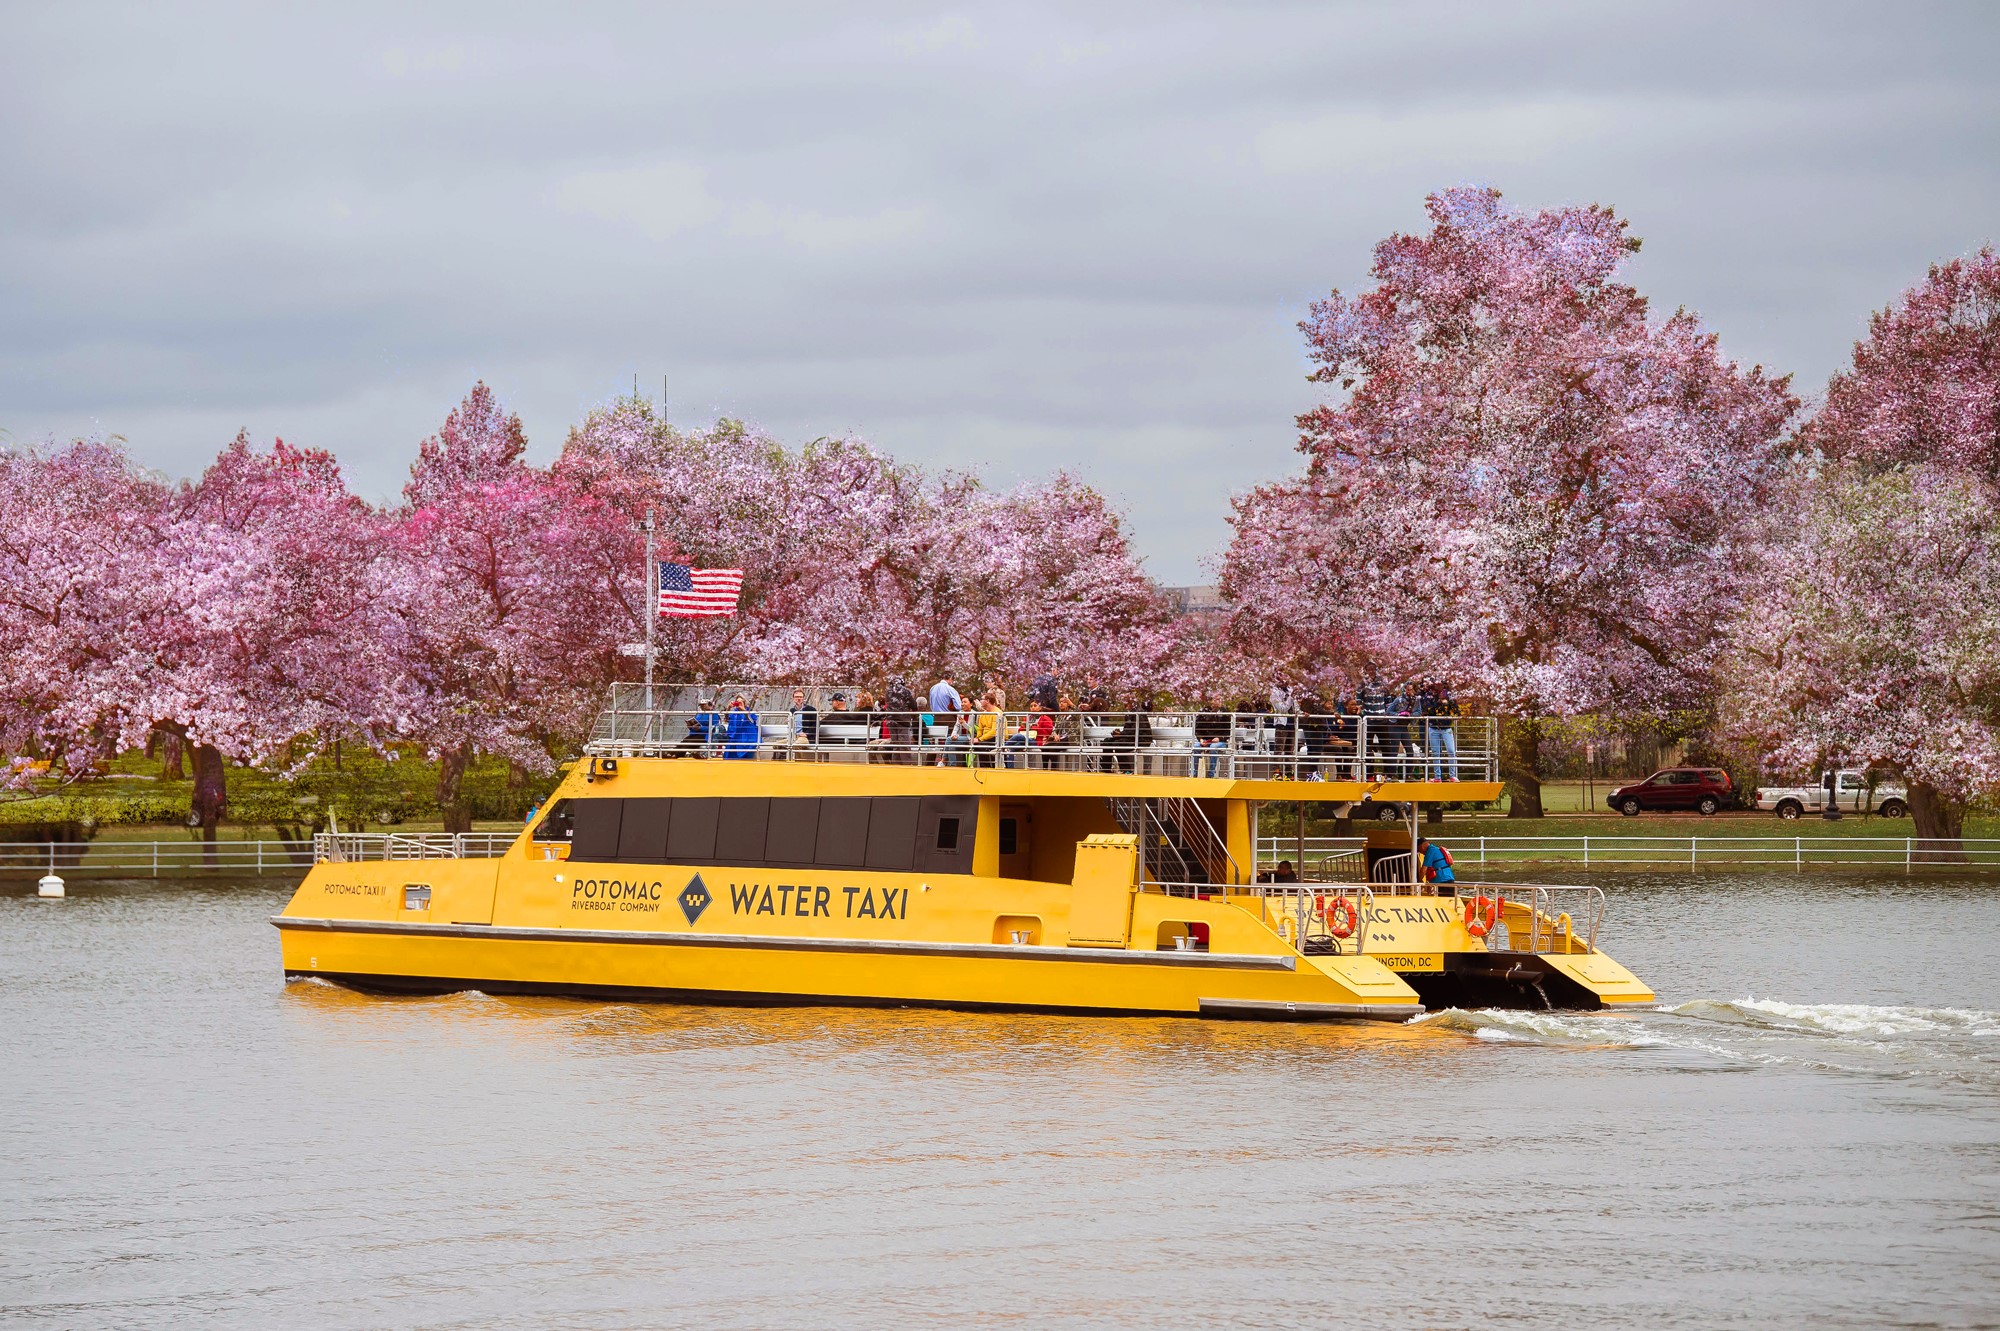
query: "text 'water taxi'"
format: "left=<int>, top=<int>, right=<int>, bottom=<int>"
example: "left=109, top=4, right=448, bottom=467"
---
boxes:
left=274, top=686, right=1656, bottom=1020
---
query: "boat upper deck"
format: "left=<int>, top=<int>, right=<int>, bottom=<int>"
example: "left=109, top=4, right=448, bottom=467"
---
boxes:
left=584, top=683, right=1499, bottom=798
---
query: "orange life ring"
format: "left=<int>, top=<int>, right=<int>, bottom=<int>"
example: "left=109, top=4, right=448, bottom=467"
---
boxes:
left=1327, top=896, right=1359, bottom=939
left=1463, top=894, right=1503, bottom=938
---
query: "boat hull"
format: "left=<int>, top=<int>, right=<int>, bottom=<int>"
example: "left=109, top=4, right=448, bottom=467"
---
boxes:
left=274, top=916, right=1423, bottom=1021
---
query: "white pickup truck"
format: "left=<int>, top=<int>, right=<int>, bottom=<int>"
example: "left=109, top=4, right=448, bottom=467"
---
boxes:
left=1754, top=769, right=1908, bottom=820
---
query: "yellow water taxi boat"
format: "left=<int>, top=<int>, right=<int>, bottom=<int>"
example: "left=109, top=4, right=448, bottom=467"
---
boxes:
left=274, top=688, right=1655, bottom=1020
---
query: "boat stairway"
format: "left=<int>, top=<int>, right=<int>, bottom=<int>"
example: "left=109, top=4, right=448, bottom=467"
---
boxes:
left=1104, top=796, right=1237, bottom=896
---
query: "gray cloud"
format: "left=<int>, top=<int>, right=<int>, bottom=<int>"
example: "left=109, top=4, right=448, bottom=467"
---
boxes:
left=4, top=1, right=1996, bottom=580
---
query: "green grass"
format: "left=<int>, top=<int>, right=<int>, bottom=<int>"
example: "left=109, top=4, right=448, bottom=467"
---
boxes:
left=0, top=746, right=564, bottom=838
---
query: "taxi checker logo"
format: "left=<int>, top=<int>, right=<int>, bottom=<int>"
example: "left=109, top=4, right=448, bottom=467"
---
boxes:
left=678, top=873, right=712, bottom=925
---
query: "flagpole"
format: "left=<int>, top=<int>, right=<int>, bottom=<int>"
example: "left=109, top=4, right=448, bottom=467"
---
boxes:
left=644, top=509, right=657, bottom=689
left=643, top=509, right=656, bottom=744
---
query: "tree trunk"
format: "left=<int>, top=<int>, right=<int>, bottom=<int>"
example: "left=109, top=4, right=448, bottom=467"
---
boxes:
left=157, top=727, right=185, bottom=780
left=1907, top=781, right=1968, bottom=864
left=437, top=746, right=474, bottom=835
left=1500, top=716, right=1544, bottom=819
left=190, top=743, right=227, bottom=867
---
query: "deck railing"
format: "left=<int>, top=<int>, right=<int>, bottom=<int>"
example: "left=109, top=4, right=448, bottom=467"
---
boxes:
left=314, top=832, right=517, bottom=862
left=586, top=689, right=1499, bottom=784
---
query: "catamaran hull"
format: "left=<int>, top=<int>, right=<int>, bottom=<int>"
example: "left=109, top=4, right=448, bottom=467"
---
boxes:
left=274, top=917, right=1422, bottom=1021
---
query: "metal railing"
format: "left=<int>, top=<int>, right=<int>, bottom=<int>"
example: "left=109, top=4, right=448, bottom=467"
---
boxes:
left=1249, top=882, right=1377, bottom=956
left=314, top=833, right=517, bottom=862
left=1263, top=833, right=2000, bottom=871
left=1, top=839, right=319, bottom=877
left=587, top=688, right=1500, bottom=785
left=1454, top=883, right=1606, bottom=954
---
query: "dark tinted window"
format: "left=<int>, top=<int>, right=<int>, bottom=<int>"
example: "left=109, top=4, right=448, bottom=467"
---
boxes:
left=617, top=798, right=672, bottom=862
left=863, top=797, right=918, bottom=870
left=915, top=795, right=979, bottom=875
left=667, top=797, right=718, bottom=860
left=998, top=817, right=1017, bottom=856
left=571, top=799, right=624, bottom=861
left=765, top=797, right=820, bottom=865
left=716, top=798, right=769, bottom=862
left=562, top=794, right=970, bottom=874
left=815, top=798, right=871, bottom=868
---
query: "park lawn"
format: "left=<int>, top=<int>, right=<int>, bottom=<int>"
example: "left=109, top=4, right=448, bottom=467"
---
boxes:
left=0, top=746, right=561, bottom=836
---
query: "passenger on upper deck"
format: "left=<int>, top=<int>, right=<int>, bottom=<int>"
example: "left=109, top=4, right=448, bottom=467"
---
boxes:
left=682, top=695, right=722, bottom=755
left=722, top=695, right=760, bottom=759
left=1047, top=694, right=1080, bottom=770
left=1423, top=683, right=1460, bottom=781
left=973, top=690, right=1002, bottom=766
left=789, top=688, right=818, bottom=749
left=884, top=678, right=920, bottom=762
left=928, top=676, right=961, bottom=716
left=1194, top=702, right=1229, bottom=778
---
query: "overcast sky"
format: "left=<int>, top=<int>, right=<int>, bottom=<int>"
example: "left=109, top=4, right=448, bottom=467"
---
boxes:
left=4, top=2, right=1995, bottom=582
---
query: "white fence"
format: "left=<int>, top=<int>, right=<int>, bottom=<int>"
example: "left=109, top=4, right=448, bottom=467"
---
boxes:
left=1, top=833, right=518, bottom=878
left=1259, top=834, right=2000, bottom=872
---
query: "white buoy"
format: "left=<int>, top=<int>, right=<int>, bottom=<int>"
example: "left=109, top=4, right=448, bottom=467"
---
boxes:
left=37, top=873, right=65, bottom=898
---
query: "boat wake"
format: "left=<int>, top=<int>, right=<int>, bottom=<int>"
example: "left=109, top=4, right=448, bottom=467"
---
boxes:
left=1412, top=1008, right=1666, bottom=1048
left=1414, top=998, right=2000, bottom=1088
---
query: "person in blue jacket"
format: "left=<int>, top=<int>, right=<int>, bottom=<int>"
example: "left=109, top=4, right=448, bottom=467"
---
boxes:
left=1418, top=837, right=1455, bottom=889
left=722, top=695, right=761, bottom=759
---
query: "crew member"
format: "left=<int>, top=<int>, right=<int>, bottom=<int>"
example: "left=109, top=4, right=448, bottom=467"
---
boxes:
left=1418, top=836, right=1455, bottom=892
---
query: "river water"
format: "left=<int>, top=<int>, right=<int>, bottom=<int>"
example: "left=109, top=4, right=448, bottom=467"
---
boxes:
left=3, top=872, right=1998, bottom=1329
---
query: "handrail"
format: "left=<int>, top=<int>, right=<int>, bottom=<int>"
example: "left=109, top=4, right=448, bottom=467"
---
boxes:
left=1450, top=883, right=1606, bottom=953
left=1157, top=796, right=1240, bottom=884
left=586, top=702, right=1501, bottom=785
left=1246, top=882, right=1376, bottom=956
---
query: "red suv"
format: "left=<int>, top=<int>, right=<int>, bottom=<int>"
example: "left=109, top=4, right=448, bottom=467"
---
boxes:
left=1607, top=768, right=1738, bottom=817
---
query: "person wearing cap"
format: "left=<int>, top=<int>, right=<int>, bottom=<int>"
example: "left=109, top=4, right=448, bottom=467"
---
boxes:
left=681, top=695, right=722, bottom=755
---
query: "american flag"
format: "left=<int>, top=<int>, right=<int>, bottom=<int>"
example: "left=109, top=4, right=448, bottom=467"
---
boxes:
left=658, top=562, right=743, bottom=617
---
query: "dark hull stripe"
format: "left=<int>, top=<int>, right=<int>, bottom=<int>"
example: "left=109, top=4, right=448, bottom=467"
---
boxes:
left=287, top=971, right=1414, bottom=1022
left=271, top=915, right=1297, bottom=971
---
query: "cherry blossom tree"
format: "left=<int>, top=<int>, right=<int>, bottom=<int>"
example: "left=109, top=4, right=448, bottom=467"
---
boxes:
left=388, top=387, right=629, bottom=832
left=1728, top=466, right=1998, bottom=851
left=1221, top=187, right=1798, bottom=814
left=555, top=399, right=1180, bottom=693
left=142, top=433, right=392, bottom=843
left=0, top=441, right=166, bottom=788
left=1731, top=250, right=2000, bottom=848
